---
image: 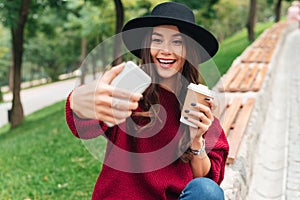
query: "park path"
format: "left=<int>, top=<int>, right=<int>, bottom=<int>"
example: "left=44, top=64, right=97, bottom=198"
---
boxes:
left=247, top=29, right=300, bottom=199
left=0, top=78, right=78, bottom=127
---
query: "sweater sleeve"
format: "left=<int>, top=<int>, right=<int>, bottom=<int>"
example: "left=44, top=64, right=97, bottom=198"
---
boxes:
left=65, top=92, right=109, bottom=139
left=204, top=118, right=229, bottom=185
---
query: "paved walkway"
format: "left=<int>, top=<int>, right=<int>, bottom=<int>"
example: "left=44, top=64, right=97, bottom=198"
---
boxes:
left=247, top=29, right=300, bottom=199
left=0, top=78, right=78, bottom=127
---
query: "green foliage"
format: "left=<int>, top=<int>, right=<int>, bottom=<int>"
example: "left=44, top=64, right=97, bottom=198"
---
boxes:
left=123, top=0, right=167, bottom=21
left=24, top=30, right=80, bottom=81
left=173, top=0, right=219, bottom=28
left=0, top=0, right=20, bottom=28
left=211, top=0, right=248, bottom=41
left=171, top=0, right=280, bottom=44
left=65, top=1, right=110, bottom=38
left=0, top=0, right=79, bottom=83
left=0, top=24, right=10, bottom=86
left=0, top=0, right=68, bottom=32
left=135, top=0, right=152, bottom=15
left=257, top=0, right=276, bottom=22
left=0, top=101, right=101, bottom=199
left=173, top=0, right=219, bottom=10
left=0, top=0, right=289, bottom=86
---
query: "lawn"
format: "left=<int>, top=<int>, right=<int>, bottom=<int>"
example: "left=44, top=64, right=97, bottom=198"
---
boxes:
left=0, top=101, right=101, bottom=200
left=0, top=21, right=274, bottom=200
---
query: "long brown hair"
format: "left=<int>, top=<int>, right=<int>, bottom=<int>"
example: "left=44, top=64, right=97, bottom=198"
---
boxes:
left=128, top=27, right=205, bottom=162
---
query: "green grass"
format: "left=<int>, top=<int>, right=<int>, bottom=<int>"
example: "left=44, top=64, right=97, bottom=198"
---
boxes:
left=201, top=21, right=274, bottom=87
left=0, top=101, right=101, bottom=200
left=0, top=21, right=275, bottom=200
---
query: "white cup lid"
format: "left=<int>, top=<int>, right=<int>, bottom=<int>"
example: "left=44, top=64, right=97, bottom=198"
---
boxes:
left=187, top=83, right=214, bottom=97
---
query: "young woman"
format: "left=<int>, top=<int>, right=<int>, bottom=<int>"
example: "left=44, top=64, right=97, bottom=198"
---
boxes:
left=66, top=2, right=229, bottom=200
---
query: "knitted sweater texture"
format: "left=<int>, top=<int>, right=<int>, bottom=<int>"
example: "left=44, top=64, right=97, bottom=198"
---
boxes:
left=65, top=87, right=229, bottom=200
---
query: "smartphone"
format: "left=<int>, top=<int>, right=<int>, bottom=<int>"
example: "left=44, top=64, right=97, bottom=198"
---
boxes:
left=111, top=61, right=151, bottom=93
left=106, top=61, right=151, bottom=127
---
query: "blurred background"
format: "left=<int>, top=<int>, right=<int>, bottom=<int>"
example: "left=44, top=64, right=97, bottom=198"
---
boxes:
left=0, top=0, right=292, bottom=127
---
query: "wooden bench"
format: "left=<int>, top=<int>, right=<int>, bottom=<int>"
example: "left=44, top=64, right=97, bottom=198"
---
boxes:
left=241, top=35, right=277, bottom=63
left=241, top=47, right=275, bottom=63
left=218, top=63, right=268, bottom=92
left=240, top=21, right=288, bottom=64
left=214, top=21, right=288, bottom=164
left=216, top=97, right=256, bottom=164
left=217, top=21, right=289, bottom=94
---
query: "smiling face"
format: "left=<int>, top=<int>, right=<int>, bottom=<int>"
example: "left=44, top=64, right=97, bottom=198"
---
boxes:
left=150, top=25, right=186, bottom=79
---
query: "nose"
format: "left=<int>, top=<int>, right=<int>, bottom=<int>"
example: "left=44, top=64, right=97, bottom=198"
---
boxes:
left=160, top=41, right=172, bottom=54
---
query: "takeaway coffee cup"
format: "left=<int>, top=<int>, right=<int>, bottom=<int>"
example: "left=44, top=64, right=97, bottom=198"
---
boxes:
left=180, top=83, right=214, bottom=128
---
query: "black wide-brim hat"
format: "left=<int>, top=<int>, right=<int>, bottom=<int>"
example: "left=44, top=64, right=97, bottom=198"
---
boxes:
left=121, top=2, right=219, bottom=63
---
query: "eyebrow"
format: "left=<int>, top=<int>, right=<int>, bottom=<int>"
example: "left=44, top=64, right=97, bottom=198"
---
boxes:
left=152, top=32, right=183, bottom=37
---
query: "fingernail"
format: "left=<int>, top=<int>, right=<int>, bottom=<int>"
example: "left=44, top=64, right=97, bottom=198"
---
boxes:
left=191, top=103, right=196, bottom=106
left=204, top=98, right=211, bottom=101
left=184, top=109, right=190, bottom=113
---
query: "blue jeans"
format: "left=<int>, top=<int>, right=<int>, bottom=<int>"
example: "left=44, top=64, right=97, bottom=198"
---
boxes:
left=179, top=178, right=225, bottom=200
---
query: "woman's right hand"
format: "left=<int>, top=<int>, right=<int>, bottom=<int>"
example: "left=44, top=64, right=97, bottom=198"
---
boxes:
left=70, top=62, right=143, bottom=126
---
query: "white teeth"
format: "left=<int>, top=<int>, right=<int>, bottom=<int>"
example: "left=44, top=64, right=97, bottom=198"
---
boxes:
left=158, top=59, right=175, bottom=64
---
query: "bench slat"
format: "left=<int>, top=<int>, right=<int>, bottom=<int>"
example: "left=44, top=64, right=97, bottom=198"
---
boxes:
left=256, top=49, right=265, bottom=63
left=228, top=65, right=249, bottom=92
left=220, top=97, right=243, bottom=136
left=241, top=49, right=254, bottom=63
left=226, top=98, right=256, bottom=164
left=251, top=64, right=268, bottom=92
left=248, top=50, right=261, bottom=63
left=265, top=48, right=275, bottom=63
left=240, top=65, right=259, bottom=92
left=213, top=96, right=229, bottom=119
left=218, top=65, right=241, bottom=92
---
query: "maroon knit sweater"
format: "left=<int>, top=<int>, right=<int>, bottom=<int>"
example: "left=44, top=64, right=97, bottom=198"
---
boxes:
left=65, top=87, right=229, bottom=200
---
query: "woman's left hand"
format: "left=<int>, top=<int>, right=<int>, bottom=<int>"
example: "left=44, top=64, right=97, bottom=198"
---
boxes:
left=185, top=99, right=215, bottom=139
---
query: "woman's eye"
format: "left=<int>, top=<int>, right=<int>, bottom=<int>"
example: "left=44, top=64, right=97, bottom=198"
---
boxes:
left=172, top=40, right=183, bottom=46
left=152, top=38, right=162, bottom=44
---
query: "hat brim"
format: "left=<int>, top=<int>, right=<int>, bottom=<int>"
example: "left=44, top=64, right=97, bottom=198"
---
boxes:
left=122, top=16, right=219, bottom=63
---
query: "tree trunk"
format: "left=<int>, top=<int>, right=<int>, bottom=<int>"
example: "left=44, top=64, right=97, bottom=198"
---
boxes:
left=10, top=0, right=31, bottom=128
left=112, top=0, right=124, bottom=66
left=0, top=87, right=2, bottom=102
left=246, top=0, right=256, bottom=42
left=91, top=52, right=97, bottom=79
left=274, top=0, right=282, bottom=22
left=100, top=38, right=107, bottom=70
left=9, top=55, right=14, bottom=92
left=80, top=38, right=87, bottom=85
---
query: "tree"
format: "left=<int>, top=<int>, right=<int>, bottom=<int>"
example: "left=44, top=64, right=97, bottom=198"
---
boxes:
left=112, top=0, right=124, bottom=66
left=64, top=0, right=115, bottom=84
left=246, top=0, right=257, bottom=42
left=66, top=1, right=102, bottom=84
left=268, top=0, right=293, bottom=22
left=0, top=0, right=68, bottom=128
left=274, top=0, right=282, bottom=22
left=8, top=0, right=31, bottom=128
